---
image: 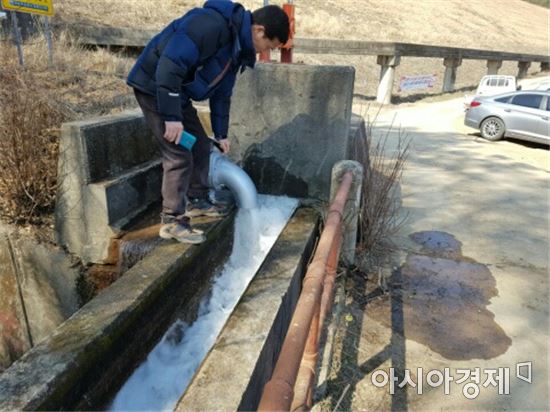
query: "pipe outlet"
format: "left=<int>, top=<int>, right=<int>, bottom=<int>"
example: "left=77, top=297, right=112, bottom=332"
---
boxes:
left=208, top=150, right=259, bottom=210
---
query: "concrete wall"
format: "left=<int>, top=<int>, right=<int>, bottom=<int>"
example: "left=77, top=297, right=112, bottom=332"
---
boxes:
left=0, top=224, right=80, bottom=372
left=229, top=63, right=355, bottom=201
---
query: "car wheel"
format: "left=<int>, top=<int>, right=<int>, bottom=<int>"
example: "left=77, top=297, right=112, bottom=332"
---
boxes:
left=480, top=117, right=505, bottom=141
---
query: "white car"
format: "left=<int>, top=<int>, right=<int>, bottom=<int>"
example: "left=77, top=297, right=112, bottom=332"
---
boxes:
left=475, top=75, right=517, bottom=96
left=464, top=75, right=518, bottom=109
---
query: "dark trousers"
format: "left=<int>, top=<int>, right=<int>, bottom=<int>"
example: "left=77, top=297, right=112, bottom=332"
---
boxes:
left=134, top=89, right=211, bottom=216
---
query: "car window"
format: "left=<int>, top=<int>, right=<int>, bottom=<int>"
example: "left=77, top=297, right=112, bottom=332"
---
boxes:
left=497, top=78, right=505, bottom=86
left=495, top=96, right=511, bottom=103
left=490, top=78, right=498, bottom=86
left=510, top=94, right=543, bottom=109
left=546, top=98, right=550, bottom=111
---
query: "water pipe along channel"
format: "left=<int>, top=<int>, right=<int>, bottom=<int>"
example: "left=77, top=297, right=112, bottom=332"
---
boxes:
left=259, top=171, right=353, bottom=411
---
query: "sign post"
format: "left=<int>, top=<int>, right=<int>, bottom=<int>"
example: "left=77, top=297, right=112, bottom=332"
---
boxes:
left=1, top=0, right=53, bottom=16
left=10, top=10, right=24, bottom=66
left=1, top=1, right=54, bottom=66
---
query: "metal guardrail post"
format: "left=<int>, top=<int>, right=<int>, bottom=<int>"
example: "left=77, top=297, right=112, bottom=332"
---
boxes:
left=280, top=3, right=295, bottom=63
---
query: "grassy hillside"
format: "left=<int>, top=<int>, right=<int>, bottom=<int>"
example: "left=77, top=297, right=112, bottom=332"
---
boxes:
left=54, top=0, right=548, bottom=55
left=53, top=0, right=549, bottom=98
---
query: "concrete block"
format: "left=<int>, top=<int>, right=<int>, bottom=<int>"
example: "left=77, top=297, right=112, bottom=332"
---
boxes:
left=0, top=235, right=31, bottom=372
left=0, top=224, right=79, bottom=372
left=229, top=63, right=355, bottom=201
left=64, top=110, right=158, bottom=184
left=442, top=58, right=462, bottom=93
left=100, top=160, right=162, bottom=226
left=55, top=111, right=162, bottom=264
left=517, top=61, right=531, bottom=79
left=347, top=114, right=369, bottom=162
left=376, top=56, right=400, bottom=104
left=487, top=60, right=503, bottom=75
left=9, top=234, right=80, bottom=345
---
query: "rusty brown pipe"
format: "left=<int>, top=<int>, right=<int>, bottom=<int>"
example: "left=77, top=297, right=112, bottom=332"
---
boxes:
left=258, top=172, right=353, bottom=411
left=291, top=226, right=343, bottom=411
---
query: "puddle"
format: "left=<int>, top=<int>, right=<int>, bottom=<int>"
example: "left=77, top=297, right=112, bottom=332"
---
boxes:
left=409, top=231, right=463, bottom=259
left=368, top=231, right=512, bottom=360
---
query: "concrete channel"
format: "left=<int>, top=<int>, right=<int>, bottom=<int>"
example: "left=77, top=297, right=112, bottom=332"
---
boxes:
left=0, top=206, right=319, bottom=410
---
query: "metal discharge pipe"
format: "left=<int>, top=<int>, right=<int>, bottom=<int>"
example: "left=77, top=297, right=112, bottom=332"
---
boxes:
left=258, top=171, right=353, bottom=411
left=208, top=150, right=258, bottom=210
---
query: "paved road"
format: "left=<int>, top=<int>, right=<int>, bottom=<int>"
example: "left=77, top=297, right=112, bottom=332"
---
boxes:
left=348, top=95, right=549, bottom=411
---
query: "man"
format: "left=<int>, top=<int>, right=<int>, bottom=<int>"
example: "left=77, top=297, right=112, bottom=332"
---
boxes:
left=128, top=1, right=289, bottom=244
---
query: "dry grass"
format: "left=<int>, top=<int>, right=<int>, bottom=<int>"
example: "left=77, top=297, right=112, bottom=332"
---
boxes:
left=0, top=31, right=134, bottom=224
left=0, top=52, right=66, bottom=224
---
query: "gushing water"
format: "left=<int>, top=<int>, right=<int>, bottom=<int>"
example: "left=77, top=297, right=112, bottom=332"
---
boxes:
left=109, top=195, right=298, bottom=411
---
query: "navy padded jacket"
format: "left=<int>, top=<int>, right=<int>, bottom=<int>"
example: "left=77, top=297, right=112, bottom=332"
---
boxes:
left=127, top=0, right=256, bottom=139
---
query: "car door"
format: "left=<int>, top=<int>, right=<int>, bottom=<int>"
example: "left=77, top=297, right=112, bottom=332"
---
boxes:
left=540, top=97, right=550, bottom=142
left=503, top=93, right=547, bottom=143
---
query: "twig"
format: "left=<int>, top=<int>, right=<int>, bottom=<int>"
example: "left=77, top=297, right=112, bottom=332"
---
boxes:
left=332, top=383, right=351, bottom=412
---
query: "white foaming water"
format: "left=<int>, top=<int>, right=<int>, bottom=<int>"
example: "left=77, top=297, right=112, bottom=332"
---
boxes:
left=109, top=195, right=298, bottom=411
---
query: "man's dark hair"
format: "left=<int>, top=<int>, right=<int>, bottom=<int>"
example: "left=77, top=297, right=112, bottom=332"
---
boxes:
left=252, top=5, right=290, bottom=44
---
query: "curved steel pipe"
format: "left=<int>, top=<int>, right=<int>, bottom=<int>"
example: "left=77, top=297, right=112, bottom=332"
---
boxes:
left=208, top=150, right=259, bottom=210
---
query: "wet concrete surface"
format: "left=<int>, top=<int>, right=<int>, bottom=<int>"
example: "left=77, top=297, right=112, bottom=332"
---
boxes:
left=368, top=231, right=511, bottom=361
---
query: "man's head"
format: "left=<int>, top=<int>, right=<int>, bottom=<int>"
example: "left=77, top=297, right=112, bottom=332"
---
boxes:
left=251, top=5, right=290, bottom=53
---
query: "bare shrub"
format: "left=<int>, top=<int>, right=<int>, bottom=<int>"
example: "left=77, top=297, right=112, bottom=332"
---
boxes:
left=355, top=107, right=410, bottom=258
left=0, top=54, right=67, bottom=224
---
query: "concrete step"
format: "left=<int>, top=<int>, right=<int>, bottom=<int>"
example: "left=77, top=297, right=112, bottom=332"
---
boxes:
left=91, top=159, right=162, bottom=230
left=56, top=110, right=162, bottom=264
left=61, top=110, right=159, bottom=184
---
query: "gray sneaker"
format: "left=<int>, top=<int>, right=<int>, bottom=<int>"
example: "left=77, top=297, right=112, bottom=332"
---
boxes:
left=159, top=214, right=205, bottom=244
left=159, top=222, right=205, bottom=244
left=186, top=197, right=229, bottom=218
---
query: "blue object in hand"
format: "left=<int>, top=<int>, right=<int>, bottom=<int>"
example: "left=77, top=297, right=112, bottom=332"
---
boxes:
left=179, top=130, right=197, bottom=151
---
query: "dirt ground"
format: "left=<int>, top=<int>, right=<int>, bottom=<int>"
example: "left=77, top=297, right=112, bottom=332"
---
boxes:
left=315, top=78, right=549, bottom=411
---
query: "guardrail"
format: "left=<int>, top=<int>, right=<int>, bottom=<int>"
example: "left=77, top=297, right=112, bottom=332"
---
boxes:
left=62, top=22, right=549, bottom=104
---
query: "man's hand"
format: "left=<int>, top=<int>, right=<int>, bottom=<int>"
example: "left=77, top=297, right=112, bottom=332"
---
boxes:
left=164, top=121, right=183, bottom=143
left=218, top=138, right=231, bottom=154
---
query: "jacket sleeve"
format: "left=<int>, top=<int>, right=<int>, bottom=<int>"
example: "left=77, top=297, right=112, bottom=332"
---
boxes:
left=156, top=33, right=199, bottom=121
left=209, top=69, right=237, bottom=139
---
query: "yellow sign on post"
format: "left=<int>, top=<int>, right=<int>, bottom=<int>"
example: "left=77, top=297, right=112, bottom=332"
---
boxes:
left=1, top=0, right=54, bottom=16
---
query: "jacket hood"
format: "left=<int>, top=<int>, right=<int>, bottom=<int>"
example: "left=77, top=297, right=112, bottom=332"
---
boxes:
left=204, top=0, right=256, bottom=70
left=203, top=0, right=236, bottom=20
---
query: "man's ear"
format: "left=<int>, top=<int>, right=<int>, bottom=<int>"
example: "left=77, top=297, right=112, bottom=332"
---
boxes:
left=252, top=24, right=266, bottom=38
